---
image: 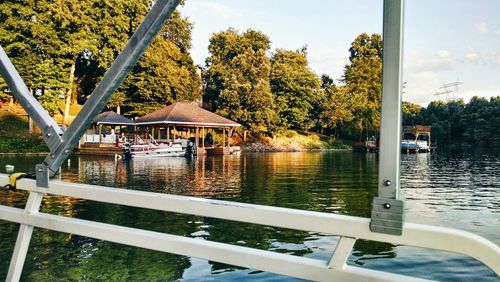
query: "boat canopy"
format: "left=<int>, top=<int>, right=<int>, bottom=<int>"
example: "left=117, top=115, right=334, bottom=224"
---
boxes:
left=135, top=102, right=241, bottom=128
left=95, top=111, right=135, bottom=126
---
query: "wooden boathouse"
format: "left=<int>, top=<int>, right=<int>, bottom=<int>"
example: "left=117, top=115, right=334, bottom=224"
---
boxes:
left=78, top=111, right=135, bottom=156
left=401, top=125, right=434, bottom=153
left=135, top=102, right=241, bottom=156
left=78, top=102, right=241, bottom=156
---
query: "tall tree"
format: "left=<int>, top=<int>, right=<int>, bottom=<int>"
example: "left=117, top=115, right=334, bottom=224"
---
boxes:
left=0, top=0, right=68, bottom=98
left=204, top=28, right=274, bottom=133
left=120, top=10, right=201, bottom=116
left=319, top=76, right=355, bottom=137
left=1, top=1, right=201, bottom=119
left=342, top=33, right=383, bottom=139
left=402, top=101, right=422, bottom=125
left=270, top=48, right=321, bottom=131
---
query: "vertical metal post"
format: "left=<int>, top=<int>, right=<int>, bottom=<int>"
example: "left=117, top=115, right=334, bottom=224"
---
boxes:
left=6, top=192, right=44, bottom=281
left=370, top=0, right=405, bottom=235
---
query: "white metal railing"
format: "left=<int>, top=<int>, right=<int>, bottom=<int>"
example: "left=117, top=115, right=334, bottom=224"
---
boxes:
left=1, top=174, right=499, bottom=281
left=81, top=134, right=116, bottom=144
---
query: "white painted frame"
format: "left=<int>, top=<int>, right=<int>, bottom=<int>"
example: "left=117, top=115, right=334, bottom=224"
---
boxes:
left=1, top=175, right=499, bottom=281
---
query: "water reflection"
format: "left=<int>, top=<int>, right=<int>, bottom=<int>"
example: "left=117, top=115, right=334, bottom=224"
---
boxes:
left=0, top=152, right=499, bottom=281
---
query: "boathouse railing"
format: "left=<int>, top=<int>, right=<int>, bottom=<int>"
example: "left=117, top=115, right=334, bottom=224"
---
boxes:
left=1, top=174, right=499, bottom=281
left=1, top=0, right=499, bottom=281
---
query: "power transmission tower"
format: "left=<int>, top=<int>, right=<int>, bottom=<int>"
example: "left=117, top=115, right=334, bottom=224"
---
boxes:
left=433, top=81, right=463, bottom=102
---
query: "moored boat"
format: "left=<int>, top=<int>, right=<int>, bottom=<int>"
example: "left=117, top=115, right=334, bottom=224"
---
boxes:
left=123, top=142, right=186, bottom=159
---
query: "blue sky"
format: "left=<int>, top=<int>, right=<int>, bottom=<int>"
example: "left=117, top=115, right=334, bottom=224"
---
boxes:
left=180, top=0, right=500, bottom=106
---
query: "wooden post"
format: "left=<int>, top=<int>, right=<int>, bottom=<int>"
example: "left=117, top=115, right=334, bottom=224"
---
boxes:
left=98, top=124, right=102, bottom=143
left=173, top=125, right=176, bottom=141
left=243, top=130, right=247, bottom=142
left=195, top=127, right=199, bottom=150
left=222, top=128, right=225, bottom=147
left=227, top=127, right=230, bottom=149
left=202, top=127, right=205, bottom=148
left=167, top=126, right=170, bottom=141
left=134, top=125, right=137, bottom=144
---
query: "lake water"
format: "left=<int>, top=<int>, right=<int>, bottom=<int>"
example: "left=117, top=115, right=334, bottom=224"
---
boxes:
left=0, top=151, right=499, bottom=281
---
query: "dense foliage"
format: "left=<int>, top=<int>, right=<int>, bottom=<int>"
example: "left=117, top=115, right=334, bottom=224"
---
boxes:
left=1, top=1, right=496, bottom=149
left=203, top=29, right=274, bottom=133
left=0, top=1, right=200, bottom=119
left=270, top=48, right=322, bottom=131
left=403, top=97, right=500, bottom=148
left=204, top=29, right=325, bottom=134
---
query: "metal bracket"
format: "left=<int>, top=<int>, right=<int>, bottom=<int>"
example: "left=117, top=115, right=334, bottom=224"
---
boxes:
left=35, top=164, right=49, bottom=188
left=42, top=126, right=64, bottom=153
left=370, top=197, right=404, bottom=235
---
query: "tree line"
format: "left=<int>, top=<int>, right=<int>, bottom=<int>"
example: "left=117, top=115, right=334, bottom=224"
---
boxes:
left=2, top=1, right=497, bottom=146
left=0, top=0, right=200, bottom=119
left=0, top=1, right=383, bottom=139
left=403, top=97, right=500, bottom=149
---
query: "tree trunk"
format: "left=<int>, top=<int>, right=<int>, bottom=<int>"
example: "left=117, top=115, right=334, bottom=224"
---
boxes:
left=29, top=89, right=34, bottom=134
left=116, top=105, right=121, bottom=115
left=64, top=61, right=76, bottom=124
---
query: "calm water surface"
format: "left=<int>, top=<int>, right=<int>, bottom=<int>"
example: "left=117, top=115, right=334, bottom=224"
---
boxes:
left=0, top=151, right=499, bottom=281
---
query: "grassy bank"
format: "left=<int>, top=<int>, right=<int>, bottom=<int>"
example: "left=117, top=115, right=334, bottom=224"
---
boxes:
left=243, top=130, right=350, bottom=152
left=0, top=112, right=48, bottom=153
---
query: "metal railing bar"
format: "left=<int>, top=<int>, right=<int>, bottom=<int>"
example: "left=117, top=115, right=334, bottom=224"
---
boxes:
left=328, top=237, right=356, bottom=269
left=0, top=46, right=64, bottom=153
left=371, top=0, right=405, bottom=235
left=378, top=0, right=404, bottom=199
left=0, top=205, right=424, bottom=282
left=1, top=174, right=498, bottom=274
left=43, top=0, right=180, bottom=177
left=6, top=192, right=43, bottom=281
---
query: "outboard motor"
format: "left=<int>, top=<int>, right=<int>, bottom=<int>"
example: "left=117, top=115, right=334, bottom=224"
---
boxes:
left=185, top=140, right=196, bottom=157
left=122, top=142, right=132, bottom=160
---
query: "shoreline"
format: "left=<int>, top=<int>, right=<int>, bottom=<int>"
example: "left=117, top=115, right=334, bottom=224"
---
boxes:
left=0, top=152, right=48, bottom=156
left=242, top=147, right=352, bottom=152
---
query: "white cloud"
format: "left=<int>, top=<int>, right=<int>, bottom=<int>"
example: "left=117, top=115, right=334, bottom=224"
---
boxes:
left=465, top=52, right=480, bottom=63
left=474, top=22, right=489, bottom=34
left=437, top=50, right=449, bottom=58
left=186, top=1, right=241, bottom=19
left=496, top=29, right=500, bottom=35
left=402, top=71, right=443, bottom=106
left=493, top=52, right=500, bottom=65
left=308, top=47, right=349, bottom=82
left=405, top=50, right=453, bottom=74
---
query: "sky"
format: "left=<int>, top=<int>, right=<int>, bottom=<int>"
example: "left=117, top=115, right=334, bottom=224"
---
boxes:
left=179, top=0, right=500, bottom=106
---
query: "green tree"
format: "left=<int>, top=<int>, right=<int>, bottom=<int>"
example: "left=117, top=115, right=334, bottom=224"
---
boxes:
left=1, top=1, right=200, bottom=120
left=120, top=10, right=201, bottom=116
left=320, top=84, right=355, bottom=137
left=0, top=0, right=68, bottom=110
left=204, top=28, right=274, bottom=133
left=270, top=48, right=321, bottom=131
left=342, top=33, right=383, bottom=139
left=402, top=101, right=422, bottom=125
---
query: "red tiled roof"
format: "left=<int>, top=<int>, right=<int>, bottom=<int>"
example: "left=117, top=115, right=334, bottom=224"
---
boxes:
left=135, top=102, right=240, bottom=127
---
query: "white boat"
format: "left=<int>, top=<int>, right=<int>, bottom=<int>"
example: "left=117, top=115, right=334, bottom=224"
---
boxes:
left=123, top=142, right=186, bottom=159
